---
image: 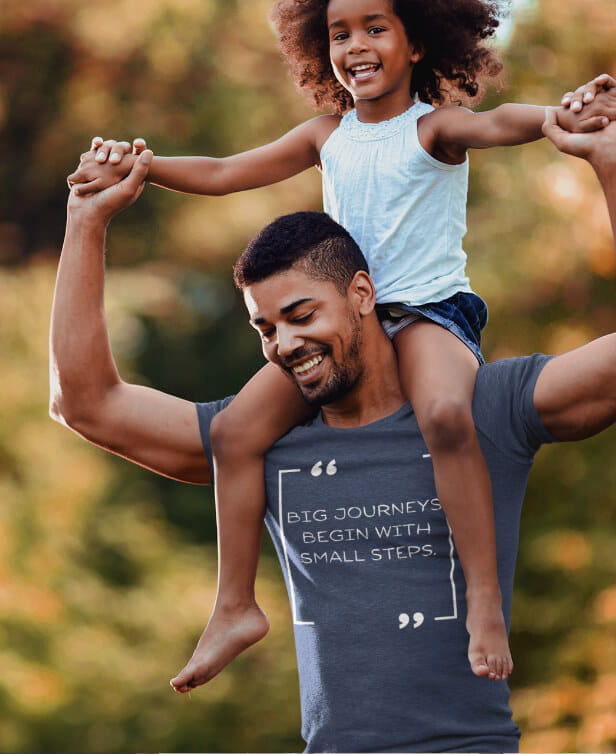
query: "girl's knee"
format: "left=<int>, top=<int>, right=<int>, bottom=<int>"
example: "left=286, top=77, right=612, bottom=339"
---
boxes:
left=420, top=397, right=476, bottom=450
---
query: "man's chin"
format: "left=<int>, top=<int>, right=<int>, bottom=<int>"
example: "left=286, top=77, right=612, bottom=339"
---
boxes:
left=297, top=381, right=326, bottom=407
left=298, top=374, right=358, bottom=408
left=289, top=373, right=331, bottom=407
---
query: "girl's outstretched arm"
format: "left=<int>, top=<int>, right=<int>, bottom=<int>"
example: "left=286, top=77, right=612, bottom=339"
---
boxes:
left=69, top=115, right=340, bottom=197
left=148, top=115, right=338, bottom=195
left=418, top=75, right=616, bottom=163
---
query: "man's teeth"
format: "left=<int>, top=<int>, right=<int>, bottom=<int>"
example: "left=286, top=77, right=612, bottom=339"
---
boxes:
left=293, top=355, right=324, bottom=374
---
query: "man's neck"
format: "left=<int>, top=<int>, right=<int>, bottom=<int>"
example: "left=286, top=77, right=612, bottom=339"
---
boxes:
left=320, top=329, right=406, bottom=428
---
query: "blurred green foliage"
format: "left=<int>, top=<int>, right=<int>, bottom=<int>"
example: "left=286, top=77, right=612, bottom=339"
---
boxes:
left=0, top=0, right=614, bottom=751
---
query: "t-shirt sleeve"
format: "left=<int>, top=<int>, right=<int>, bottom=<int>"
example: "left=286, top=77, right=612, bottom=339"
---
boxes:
left=474, top=353, right=557, bottom=463
left=194, top=396, right=235, bottom=473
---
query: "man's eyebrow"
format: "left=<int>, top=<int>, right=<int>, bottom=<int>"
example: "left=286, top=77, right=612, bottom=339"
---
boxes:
left=328, top=13, right=388, bottom=29
left=280, top=297, right=313, bottom=315
left=252, top=298, right=314, bottom=325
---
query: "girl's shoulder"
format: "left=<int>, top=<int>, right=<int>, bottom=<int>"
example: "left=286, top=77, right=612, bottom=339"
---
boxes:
left=309, top=114, right=342, bottom=153
left=417, top=103, right=465, bottom=127
left=416, top=104, right=472, bottom=163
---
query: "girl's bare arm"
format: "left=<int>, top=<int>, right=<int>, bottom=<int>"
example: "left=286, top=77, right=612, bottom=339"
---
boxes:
left=69, top=115, right=340, bottom=196
left=419, top=102, right=612, bottom=163
left=418, top=75, right=616, bottom=163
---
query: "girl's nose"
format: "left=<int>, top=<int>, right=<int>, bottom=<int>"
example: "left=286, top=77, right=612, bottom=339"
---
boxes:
left=347, top=33, right=369, bottom=54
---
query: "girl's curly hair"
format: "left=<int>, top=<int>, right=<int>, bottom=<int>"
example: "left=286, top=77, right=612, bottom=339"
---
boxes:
left=270, top=0, right=505, bottom=114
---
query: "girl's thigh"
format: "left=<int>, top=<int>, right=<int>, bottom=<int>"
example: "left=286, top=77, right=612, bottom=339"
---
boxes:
left=392, top=320, right=479, bottom=413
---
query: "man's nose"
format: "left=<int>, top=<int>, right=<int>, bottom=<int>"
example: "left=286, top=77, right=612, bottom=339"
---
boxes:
left=277, top=326, right=303, bottom=358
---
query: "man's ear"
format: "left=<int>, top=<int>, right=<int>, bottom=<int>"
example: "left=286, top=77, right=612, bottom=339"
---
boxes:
left=349, top=270, right=376, bottom=316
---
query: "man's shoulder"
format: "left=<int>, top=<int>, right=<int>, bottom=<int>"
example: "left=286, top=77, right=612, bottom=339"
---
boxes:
left=473, top=352, right=556, bottom=459
left=195, top=395, right=234, bottom=423
left=194, top=395, right=235, bottom=464
left=477, top=353, right=554, bottom=392
left=194, top=353, right=556, bottom=465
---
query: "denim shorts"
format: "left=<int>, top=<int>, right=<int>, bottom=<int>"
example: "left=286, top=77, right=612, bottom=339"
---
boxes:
left=376, top=292, right=488, bottom=365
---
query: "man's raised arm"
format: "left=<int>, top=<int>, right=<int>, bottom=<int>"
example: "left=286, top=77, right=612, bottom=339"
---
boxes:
left=533, top=110, right=616, bottom=441
left=50, top=151, right=211, bottom=484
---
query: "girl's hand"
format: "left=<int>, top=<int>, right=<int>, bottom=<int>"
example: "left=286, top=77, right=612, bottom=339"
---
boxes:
left=561, top=73, right=616, bottom=113
left=67, top=138, right=148, bottom=196
left=67, top=150, right=154, bottom=223
left=92, top=136, right=148, bottom=164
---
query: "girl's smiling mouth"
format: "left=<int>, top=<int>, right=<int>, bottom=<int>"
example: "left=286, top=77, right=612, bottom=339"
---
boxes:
left=349, top=63, right=381, bottom=80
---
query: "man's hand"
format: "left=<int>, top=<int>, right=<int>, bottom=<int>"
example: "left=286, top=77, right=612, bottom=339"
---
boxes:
left=67, top=137, right=148, bottom=196
left=67, top=149, right=153, bottom=223
left=575, top=84, right=616, bottom=123
left=561, top=73, right=616, bottom=113
left=543, top=107, right=616, bottom=164
left=556, top=75, right=616, bottom=134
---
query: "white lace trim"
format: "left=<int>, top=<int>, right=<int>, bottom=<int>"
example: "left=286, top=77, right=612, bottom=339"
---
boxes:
left=339, top=101, right=433, bottom=141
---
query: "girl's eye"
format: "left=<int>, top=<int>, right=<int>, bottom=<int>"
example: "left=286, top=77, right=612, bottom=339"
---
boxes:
left=332, top=32, right=349, bottom=42
left=368, top=26, right=386, bottom=34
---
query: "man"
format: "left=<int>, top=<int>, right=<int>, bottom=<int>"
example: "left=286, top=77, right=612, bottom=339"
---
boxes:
left=51, top=109, right=616, bottom=753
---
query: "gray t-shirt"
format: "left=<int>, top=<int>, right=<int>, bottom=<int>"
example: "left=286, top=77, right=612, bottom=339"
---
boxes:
left=196, top=354, right=556, bottom=753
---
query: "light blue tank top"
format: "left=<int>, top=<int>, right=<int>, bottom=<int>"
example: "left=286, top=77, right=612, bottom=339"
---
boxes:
left=321, top=102, right=473, bottom=306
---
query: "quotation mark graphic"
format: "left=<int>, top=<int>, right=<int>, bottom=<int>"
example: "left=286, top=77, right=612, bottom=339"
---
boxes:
left=310, top=459, right=337, bottom=477
left=398, top=612, right=425, bottom=630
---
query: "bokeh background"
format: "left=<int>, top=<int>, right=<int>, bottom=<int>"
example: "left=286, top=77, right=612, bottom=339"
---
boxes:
left=1, top=0, right=615, bottom=751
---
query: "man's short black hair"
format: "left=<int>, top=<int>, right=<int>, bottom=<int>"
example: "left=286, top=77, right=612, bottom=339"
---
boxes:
left=233, top=211, right=369, bottom=295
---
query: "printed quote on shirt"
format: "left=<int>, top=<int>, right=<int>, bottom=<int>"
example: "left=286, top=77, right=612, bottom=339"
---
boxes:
left=274, top=458, right=460, bottom=628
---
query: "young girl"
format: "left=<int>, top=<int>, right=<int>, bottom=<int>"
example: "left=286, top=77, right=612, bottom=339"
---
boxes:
left=70, top=0, right=612, bottom=693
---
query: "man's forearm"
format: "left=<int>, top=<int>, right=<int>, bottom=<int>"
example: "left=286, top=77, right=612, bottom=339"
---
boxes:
left=592, top=159, right=616, bottom=248
left=51, top=154, right=213, bottom=484
left=587, top=119, right=616, bottom=251
left=542, top=113, right=616, bottom=253
left=50, top=212, right=121, bottom=429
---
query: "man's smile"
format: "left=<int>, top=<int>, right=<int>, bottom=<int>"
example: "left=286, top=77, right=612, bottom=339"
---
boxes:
left=292, top=353, right=324, bottom=376
left=282, top=347, right=330, bottom=391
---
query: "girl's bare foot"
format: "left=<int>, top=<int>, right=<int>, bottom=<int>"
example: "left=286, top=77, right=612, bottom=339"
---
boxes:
left=170, top=602, right=269, bottom=693
left=466, top=590, right=513, bottom=681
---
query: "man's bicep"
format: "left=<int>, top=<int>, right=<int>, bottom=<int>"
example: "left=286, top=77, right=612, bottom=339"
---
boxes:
left=82, top=382, right=212, bottom=484
left=534, top=334, right=616, bottom=441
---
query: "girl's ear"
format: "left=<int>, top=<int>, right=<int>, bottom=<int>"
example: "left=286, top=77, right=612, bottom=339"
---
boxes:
left=409, top=41, right=424, bottom=64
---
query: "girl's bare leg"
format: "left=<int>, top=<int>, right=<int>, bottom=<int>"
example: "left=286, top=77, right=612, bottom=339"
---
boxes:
left=170, top=363, right=312, bottom=692
left=393, top=321, right=513, bottom=681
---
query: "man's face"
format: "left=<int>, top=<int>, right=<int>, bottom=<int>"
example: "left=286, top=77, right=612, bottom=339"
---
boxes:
left=244, top=267, right=364, bottom=406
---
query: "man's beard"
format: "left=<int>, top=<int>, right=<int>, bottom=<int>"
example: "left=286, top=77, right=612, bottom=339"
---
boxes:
left=296, top=315, right=363, bottom=407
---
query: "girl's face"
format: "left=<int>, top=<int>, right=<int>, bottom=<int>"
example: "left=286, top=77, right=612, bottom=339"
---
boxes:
left=326, top=0, right=421, bottom=119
